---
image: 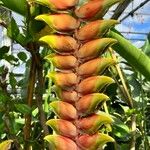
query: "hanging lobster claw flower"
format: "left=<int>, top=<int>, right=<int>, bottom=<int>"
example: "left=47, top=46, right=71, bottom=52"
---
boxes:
left=45, top=54, right=77, bottom=70
left=38, top=0, right=120, bottom=148
left=35, top=14, right=80, bottom=32
left=75, top=0, right=120, bottom=20
left=39, top=35, right=78, bottom=54
left=77, top=38, right=117, bottom=61
left=76, top=113, right=113, bottom=134
left=75, top=20, right=118, bottom=41
left=77, top=133, right=114, bottom=150
left=76, top=93, right=109, bottom=115
left=78, top=76, right=115, bottom=95
left=44, top=135, right=78, bottom=150
left=47, top=72, right=77, bottom=90
left=46, top=119, right=77, bottom=138
left=78, top=58, right=116, bottom=77
left=50, top=101, right=77, bottom=120
left=34, top=0, right=78, bottom=10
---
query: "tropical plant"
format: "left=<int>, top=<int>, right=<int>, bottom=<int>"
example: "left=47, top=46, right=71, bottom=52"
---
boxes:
left=0, top=0, right=150, bottom=150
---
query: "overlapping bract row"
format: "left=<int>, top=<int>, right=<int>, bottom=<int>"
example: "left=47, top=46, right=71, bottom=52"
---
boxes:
left=35, top=0, right=120, bottom=149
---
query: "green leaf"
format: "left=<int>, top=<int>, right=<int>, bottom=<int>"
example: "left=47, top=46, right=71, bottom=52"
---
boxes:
left=1, top=0, right=27, bottom=16
left=107, top=30, right=150, bottom=81
left=15, top=118, right=25, bottom=124
left=7, top=18, right=19, bottom=38
left=15, top=104, right=32, bottom=114
left=141, top=33, right=150, bottom=57
left=0, top=46, right=9, bottom=59
left=7, top=18, right=26, bottom=46
left=112, top=116, right=131, bottom=141
left=4, top=54, right=18, bottom=64
left=0, top=90, right=9, bottom=103
left=0, top=66, right=4, bottom=73
left=9, top=73, right=17, bottom=88
left=0, top=113, right=4, bottom=134
left=0, top=1, right=3, bottom=5
left=17, top=52, right=27, bottom=62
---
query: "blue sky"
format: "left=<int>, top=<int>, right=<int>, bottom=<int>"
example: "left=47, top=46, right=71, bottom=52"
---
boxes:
left=113, top=0, right=150, bottom=47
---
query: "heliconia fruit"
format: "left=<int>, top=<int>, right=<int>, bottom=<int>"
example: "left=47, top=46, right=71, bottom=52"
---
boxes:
left=35, top=14, right=80, bottom=32
left=44, top=135, right=78, bottom=150
left=78, top=76, right=115, bottom=95
left=47, top=72, right=77, bottom=90
left=78, top=58, right=116, bottom=77
left=77, top=38, right=117, bottom=61
left=75, top=0, right=120, bottom=20
left=76, top=113, right=113, bottom=134
left=50, top=101, right=77, bottom=120
left=45, top=54, right=77, bottom=70
left=46, top=119, right=77, bottom=138
left=34, top=0, right=78, bottom=10
left=76, top=93, right=109, bottom=115
left=37, top=0, right=120, bottom=149
left=75, top=20, right=118, bottom=41
left=39, top=35, right=78, bottom=53
left=77, top=133, right=114, bottom=150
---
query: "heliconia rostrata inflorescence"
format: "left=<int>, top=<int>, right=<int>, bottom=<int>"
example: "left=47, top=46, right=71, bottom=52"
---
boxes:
left=35, top=0, right=120, bottom=149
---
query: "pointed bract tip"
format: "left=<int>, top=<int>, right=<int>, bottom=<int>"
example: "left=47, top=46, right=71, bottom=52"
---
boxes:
left=98, top=111, right=114, bottom=123
left=44, top=53, right=55, bottom=61
left=46, top=72, right=55, bottom=78
left=35, top=14, right=49, bottom=21
left=39, top=35, right=51, bottom=43
left=98, top=133, right=115, bottom=143
left=49, top=101, right=57, bottom=108
left=46, top=119, right=55, bottom=126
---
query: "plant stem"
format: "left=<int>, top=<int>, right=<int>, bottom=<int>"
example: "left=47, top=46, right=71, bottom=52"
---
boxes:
left=109, top=48, right=136, bottom=150
left=0, top=19, right=8, bottom=28
left=139, top=75, right=150, bottom=150
left=103, top=102, right=112, bottom=132
left=109, top=48, right=133, bottom=108
left=24, top=55, right=36, bottom=150
left=35, top=53, right=51, bottom=150
left=0, top=68, right=22, bottom=150
left=130, top=114, right=136, bottom=150
left=44, top=62, right=54, bottom=113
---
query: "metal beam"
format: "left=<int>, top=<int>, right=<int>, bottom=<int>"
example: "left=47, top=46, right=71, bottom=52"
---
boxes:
left=111, top=0, right=133, bottom=19
left=120, top=31, right=148, bottom=35
left=120, top=0, right=150, bottom=22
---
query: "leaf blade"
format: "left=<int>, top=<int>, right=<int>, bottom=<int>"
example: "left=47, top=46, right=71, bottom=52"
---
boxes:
left=108, top=30, right=150, bottom=81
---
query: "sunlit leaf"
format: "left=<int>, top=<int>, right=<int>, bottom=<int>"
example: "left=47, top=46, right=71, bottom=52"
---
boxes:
left=108, top=30, right=150, bottom=81
left=17, top=52, right=27, bottom=62
left=15, top=104, right=32, bottom=114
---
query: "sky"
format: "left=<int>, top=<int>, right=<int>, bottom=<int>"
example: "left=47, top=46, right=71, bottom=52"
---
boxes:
left=107, top=0, right=150, bottom=48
